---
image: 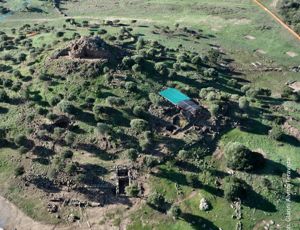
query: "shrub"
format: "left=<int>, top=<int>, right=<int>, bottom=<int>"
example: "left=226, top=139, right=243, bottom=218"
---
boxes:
left=62, top=150, right=73, bottom=159
left=130, top=119, right=148, bottom=132
left=125, top=184, right=140, bottom=197
left=241, top=85, right=251, bottom=93
left=122, top=56, right=134, bottom=68
left=269, top=126, right=284, bottom=141
left=106, top=96, right=124, bottom=107
left=0, top=89, right=8, bottom=102
left=65, top=163, right=77, bottom=175
left=168, top=205, right=181, bottom=219
left=58, top=100, right=76, bottom=114
left=49, top=95, right=61, bottom=106
left=56, top=31, right=64, bottom=37
left=177, top=149, right=189, bottom=160
left=139, top=137, right=151, bottom=151
left=133, top=105, right=146, bottom=117
left=238, top=97, right=249, bottom=110
left=14, top=134, right=28, bottom=147
left=132, top=64, right=141, bottom=72
left=186, top=174, right=201, bottom=188
left=95, top=122, right=111, bottom=136
left=147, top=192, right=166, bottom=209
left=209, top=104, right=219, bottom=117
left=14, top=166, right=25, bottom=176
left=144, top=156, right=158, bottom=168
left=154, top=62, right=168, bottom=75
left=149, top=93, right=163, bottom=106
left=203, top=68, right=218, bottom=78
left=125, top=81, right=137, bottom=92
left=223, top=177, right=247, bottom=201
left=126, top=148, right=138, bottom=161
left=65, top=132, right=76, bottom=145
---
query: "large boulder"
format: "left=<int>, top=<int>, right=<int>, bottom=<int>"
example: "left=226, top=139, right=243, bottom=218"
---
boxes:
left=68, top=36, right=112, bottom=59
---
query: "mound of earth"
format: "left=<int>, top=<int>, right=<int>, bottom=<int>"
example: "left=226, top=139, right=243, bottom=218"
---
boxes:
left=47, top=36, right=126, bottom=77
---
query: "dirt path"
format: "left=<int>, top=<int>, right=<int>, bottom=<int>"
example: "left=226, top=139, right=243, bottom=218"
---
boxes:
left=0, top=196, right=77, bottom=230
left=253, top=0, right=300, bottom=41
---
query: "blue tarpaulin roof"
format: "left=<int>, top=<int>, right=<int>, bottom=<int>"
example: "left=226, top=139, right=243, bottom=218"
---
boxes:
left=159, top=88, right=190, bottom=105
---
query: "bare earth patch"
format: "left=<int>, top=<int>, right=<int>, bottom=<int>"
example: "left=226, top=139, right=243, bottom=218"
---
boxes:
left=256, top=49, right=267, bottom=54
left=244, top=35, right=256, bottom=40
left=286, top=51, right=298, bottom=57
left=288, top=81, right=300, bottom=92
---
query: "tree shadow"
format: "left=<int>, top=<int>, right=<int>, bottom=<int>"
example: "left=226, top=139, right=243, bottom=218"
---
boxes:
left=254, top=158, right=298, bottom=178
left=27, top=175, right=60, bottom=193
left=181, top=213, right=219, bottom=230
left=281, top=134, right=300, bottom=147
left=243, top=186, right=277, bottom=212
left=239, top=118, right=270, bottom=135
left=76, top=143, right=112, bottom=160
left=32, top=146, right=54, bottom=157
left=32, top=157, right=50, bottom=165
left=175, top=160, right=201, bottom=173
left=202, top=184, right=223, bottom=197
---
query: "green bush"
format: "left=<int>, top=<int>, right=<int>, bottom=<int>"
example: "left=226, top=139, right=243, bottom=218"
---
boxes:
left=14, top=134, right=28, bottom=147
left=65, top=163, right=77, bottom=175
left=14, top=166, right=25, bottom=176
left=168, top=205, right=181, bottom=219
left=223, top=177, right=247, bottom=201
left=62, top=150, right=73, bottom=159
left=130, top=119, right=148, bottom=132
left=126, top=148, right=138, bottom=161
left=238, top=97, right=249, bottom=110
left=147, top=192, right=166, bottom=209
left=125, top=184, right=140, bottom=197
left=269, top=126, right=284, bottom=141
left=0, top=89, right=8, bottom=102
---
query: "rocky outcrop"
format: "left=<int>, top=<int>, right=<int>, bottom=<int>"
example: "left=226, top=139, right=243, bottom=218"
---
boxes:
left=68, top=36, right=112, bottom=59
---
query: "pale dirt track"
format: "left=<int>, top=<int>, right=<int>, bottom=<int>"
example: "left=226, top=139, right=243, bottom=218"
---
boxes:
left=0, top=196, right=75, bottom=230
left=253, top=0, right=300, bottom=41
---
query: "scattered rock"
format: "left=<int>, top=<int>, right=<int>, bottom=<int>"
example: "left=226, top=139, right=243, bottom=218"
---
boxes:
left=47, top=203, right=58, bottom=213
left=199, top=198, right=210, bottom=211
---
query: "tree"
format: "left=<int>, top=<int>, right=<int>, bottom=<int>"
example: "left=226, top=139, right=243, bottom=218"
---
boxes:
left=168, top=205, right=181, bottom=219
left=125, top=184, right=140, bottom=197
left=223, top=177, right=247, bottom=201
left=224, top=142, right=263, bottom=171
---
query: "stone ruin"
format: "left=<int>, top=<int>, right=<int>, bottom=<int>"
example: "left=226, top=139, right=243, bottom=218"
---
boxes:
left=68, top=36, right=112, bottom=59
left=47, top=36, right=126, bottom=77
left=115, top=165, right=132, bottom=195
left=51, top=36, right=116, bottom=60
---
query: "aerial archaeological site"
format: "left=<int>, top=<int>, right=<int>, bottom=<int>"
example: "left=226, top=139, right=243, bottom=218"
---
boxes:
left=0, top=0, right=299, bottom=229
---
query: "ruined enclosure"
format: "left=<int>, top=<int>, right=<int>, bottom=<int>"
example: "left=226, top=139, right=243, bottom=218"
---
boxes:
left=115, top=166, right=131, bottom=195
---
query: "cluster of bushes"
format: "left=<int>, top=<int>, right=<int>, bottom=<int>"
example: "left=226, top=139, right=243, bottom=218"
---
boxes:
left=279, top=0, right=300, bottom=33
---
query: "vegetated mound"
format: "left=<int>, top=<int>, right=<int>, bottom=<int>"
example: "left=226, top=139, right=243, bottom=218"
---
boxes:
left=47, top=36, right=126, bottom=77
